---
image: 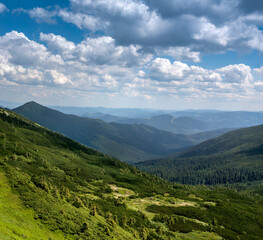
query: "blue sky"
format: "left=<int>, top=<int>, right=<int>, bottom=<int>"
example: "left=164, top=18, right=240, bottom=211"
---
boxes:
left=1, top=0, right=263, bottom=110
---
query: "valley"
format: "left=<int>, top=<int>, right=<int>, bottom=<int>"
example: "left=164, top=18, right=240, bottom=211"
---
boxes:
left=13, top=102, right=231, bottom=163
left=1, top=107, right=263, bottom=239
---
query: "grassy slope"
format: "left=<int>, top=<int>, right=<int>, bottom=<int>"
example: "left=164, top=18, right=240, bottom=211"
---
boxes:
left=137, top=125, right=263, bottom=186
left=1, top=107, right=263, bottom=239
left=0, top=170, right=67, bottom=240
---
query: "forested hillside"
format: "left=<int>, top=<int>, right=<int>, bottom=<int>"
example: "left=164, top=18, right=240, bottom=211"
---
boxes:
left=1, top=107, right=263, bottom=239
left=137, top=125, right=263, bottom=187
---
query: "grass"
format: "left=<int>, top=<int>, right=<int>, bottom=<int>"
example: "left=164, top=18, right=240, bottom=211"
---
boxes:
left=0, top=169, right=67, bottom=240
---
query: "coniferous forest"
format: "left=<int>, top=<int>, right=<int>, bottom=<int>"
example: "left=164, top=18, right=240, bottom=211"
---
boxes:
left=137, top=125, right=263, bottom=190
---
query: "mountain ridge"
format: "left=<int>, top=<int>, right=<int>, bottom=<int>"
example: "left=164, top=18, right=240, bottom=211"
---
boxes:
left=1, top=106, right=263, bottom=239
left=13, top=102, right=198, bottom=163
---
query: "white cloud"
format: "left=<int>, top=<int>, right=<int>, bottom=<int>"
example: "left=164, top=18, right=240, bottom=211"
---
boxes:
left=40, top=32, right=69, bottom=52
left=46, top=70, right=72, bottom=85
left=254, top=81, right=263, bottom=91
left=69, top=0, right=171, bottom=46
left=66, top=0, right=263, bottom=54
left=0, top=31, right=68, bottom=86
left=1, top=31, right=263, bottom=108
left=147, top=58, right=255, bottom=96
left=0, top=57, right=44, bottom=85
left=40, top=33, right=152, bottom=67
left=254, top=66, right=263, bottom=76
left=149, top=58, right=190, bottom=81
left=28, top=7, right=57, bottom=24
left=156, top=47, right=200, bottom=62
left=58, top=9, right=108, bottom=31
left=217, top=64, right=253, bottom=84
left=193, top=17, right=230, bottom=46
left=16, top=0, right=263, bottom=57
left=0, top=31, right=63, bottom=67
left=70, top=0, right=150, bottom=18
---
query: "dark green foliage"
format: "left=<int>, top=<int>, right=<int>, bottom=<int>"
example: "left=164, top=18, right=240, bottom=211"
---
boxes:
left=153, top=214, right=208, bottom=233
left=137, top=124, right=263, bottom=187
left=1, top=107, right=263, bottom=239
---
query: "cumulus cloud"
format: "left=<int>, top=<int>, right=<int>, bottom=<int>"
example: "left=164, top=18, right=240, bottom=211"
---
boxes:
left=0, top=31, right=63, bottom=67
left=39, top=33, right=75, bottom=54
left=57, top=0, right=263, bottom=56
left=147, top=58, right=255, bottom=96
left=40, top=32, right=152, bottom=67
left=254, top=66, right=263, bottom=76
left=193, top=18, right=230, bottom=47
left=19, top=0, right=263, bottom=58
left=0, top=31, right=146, bottom=92
left=0, top=31, right=68, bottom=86
left=3, top=1, right=263, bottom=108
left=217, top=64, right=253, bottom=84
left=156, top=47, right=201, bottom=62
left=46, top=70, right=72, bottom=85
left=1, top=31, right=263, bottom=107
left=70, top=0, right=173, bottom=46
left=58, top=9, right=108, bottom=31
left=28, top=7, right=57, bottom=24
left=14, top=7, right=57, bottom=23
left=148, top=58, right=190, bottom=81
left=0, top=54, right=43, bottom=85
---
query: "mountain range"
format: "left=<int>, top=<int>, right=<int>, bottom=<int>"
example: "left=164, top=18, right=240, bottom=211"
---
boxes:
left=13, top=102, right=229, bottom=163
left=1, top=106, right=263, bottom=239
left=81, top=110, right=263, bottom=135
left=115, top=115, right=216, bottom=134
left=51, top=105, right=166, bottom=118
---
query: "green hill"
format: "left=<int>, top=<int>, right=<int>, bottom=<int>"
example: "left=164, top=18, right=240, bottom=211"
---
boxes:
left=13, top=102, right=201, bottom=163
left=1, top=107, right=263, bottom=239
left=136, top=125, right=263, bottom=187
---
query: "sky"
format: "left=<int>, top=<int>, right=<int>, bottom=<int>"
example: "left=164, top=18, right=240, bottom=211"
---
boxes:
left=1, top=0, right=263, bottom=110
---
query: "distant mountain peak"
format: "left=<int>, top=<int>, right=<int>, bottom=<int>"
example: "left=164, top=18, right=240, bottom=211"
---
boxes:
left=15, top=101, right=45, bottom=110
left=23, top=101, right=40, bottom=106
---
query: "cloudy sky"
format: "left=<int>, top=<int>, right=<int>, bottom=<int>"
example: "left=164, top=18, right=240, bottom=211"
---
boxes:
left=1, top=0, right=263, bottom=110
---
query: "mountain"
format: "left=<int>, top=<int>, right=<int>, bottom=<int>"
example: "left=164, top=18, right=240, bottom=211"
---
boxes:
left=51, top=105, right=167, bottom=118
left=136, top=125, right=263, bottom=186
left=52, top=107, right=263, bottom=136
left=80, top=111, right=236, bottom=137
left=116, top=115, right=210, bottom=134
left=82, top=112, right=130, bottom=123
left=115, top=111, right=263, bottom=135
left=13, top=102, right=200, bottom=163
left=171, top=111, right=263, bottom=129
left=1, top=107, right=263, bottom=239
left=50, top=107, right=263, bottom=133
left=189, top=128, right=235, bottom=143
